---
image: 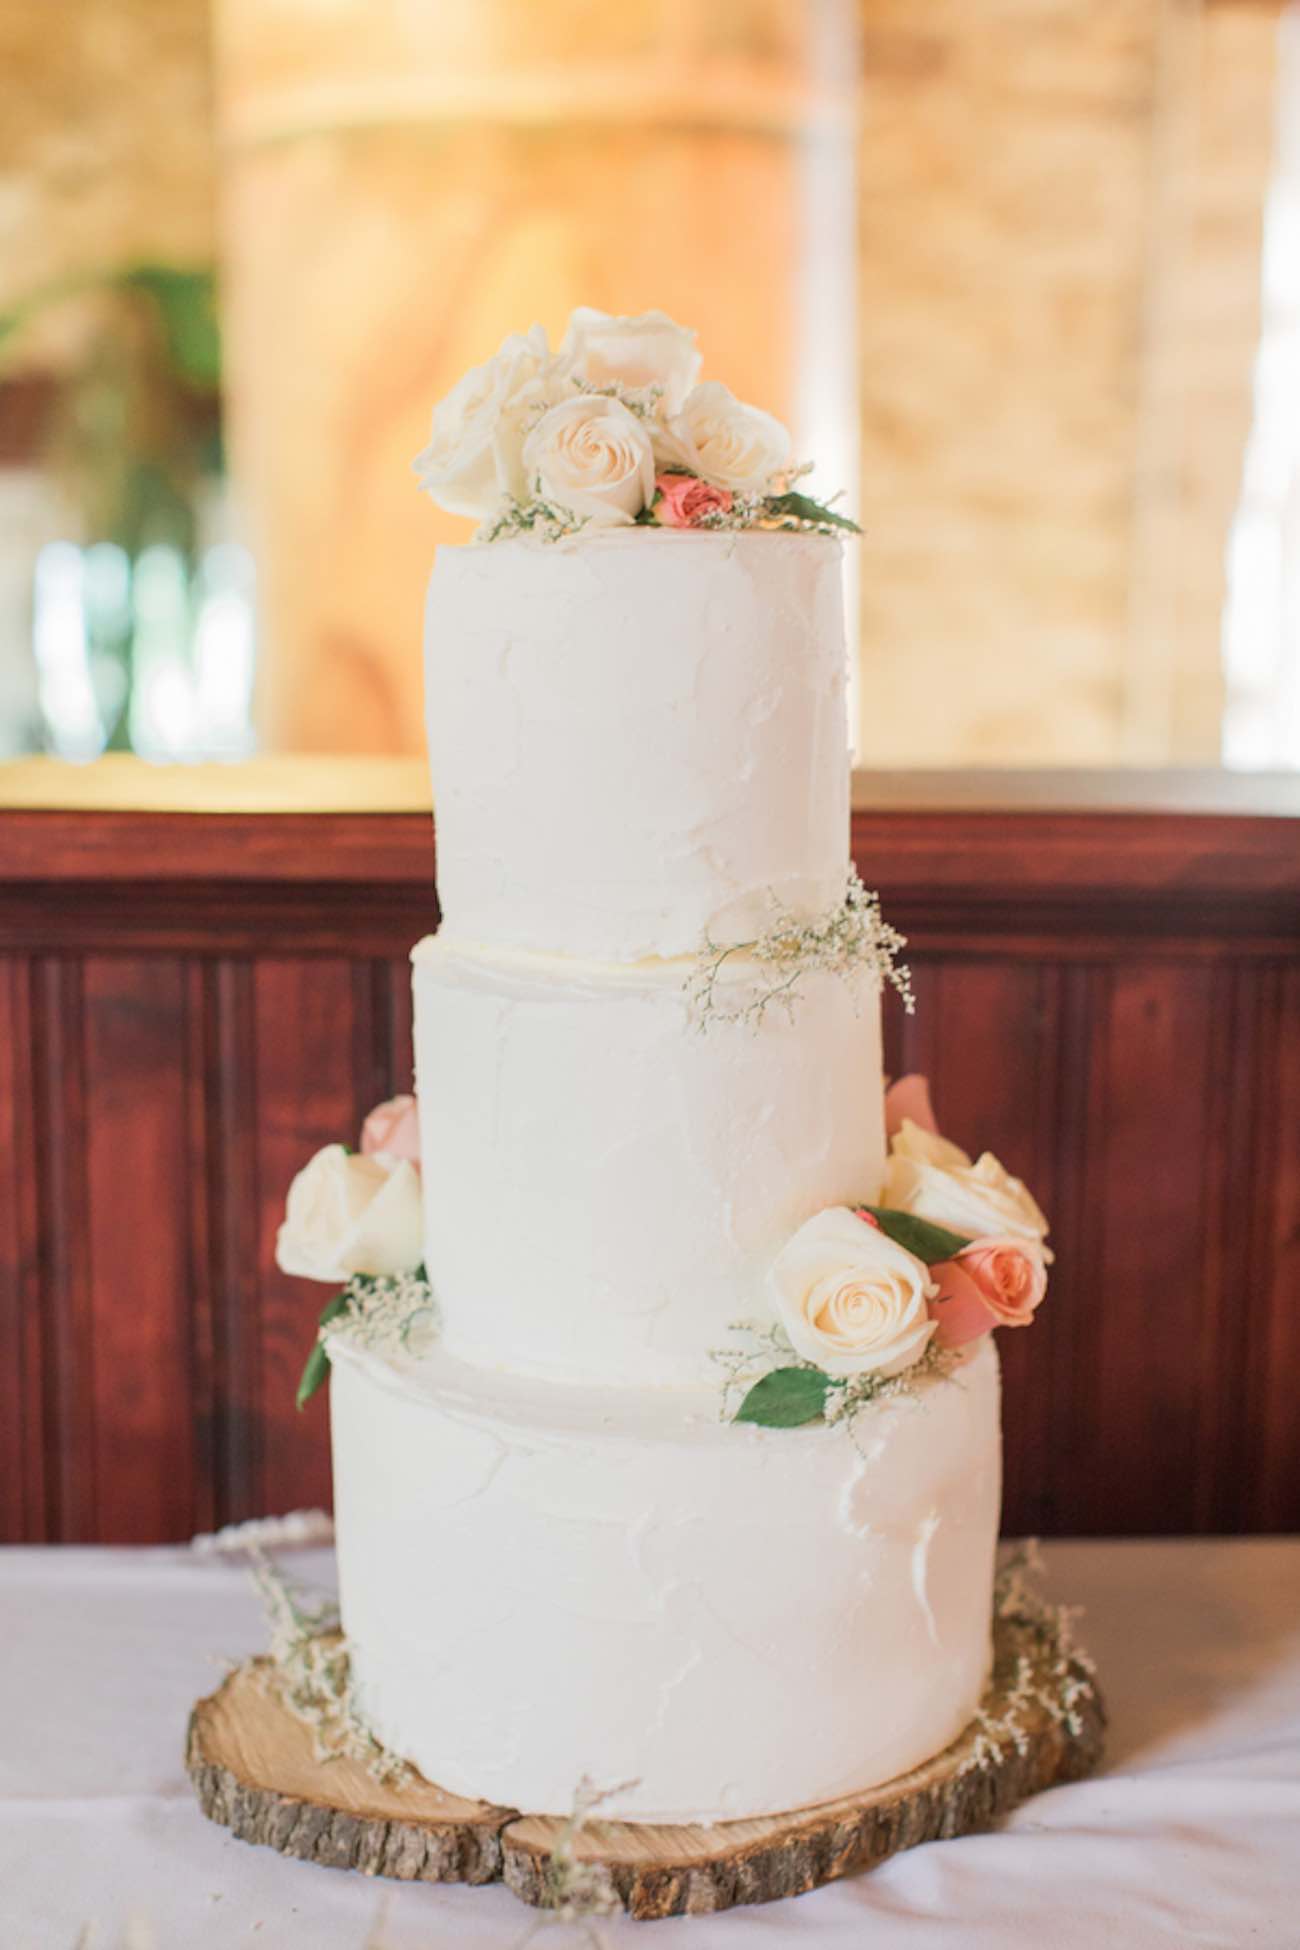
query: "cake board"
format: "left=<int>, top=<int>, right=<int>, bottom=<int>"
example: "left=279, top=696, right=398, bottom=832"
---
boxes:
left=186, top=1611, right=1105, bottom=1921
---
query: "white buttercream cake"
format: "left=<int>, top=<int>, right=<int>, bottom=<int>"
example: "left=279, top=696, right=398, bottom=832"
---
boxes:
left=285, top=310, right=1056, bottom=1827
left=330, top=1335, right=1000, bottom=1823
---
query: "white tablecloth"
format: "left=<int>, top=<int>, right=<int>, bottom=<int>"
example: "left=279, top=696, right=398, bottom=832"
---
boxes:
left=2, top=1538, right=1298, bottom=1949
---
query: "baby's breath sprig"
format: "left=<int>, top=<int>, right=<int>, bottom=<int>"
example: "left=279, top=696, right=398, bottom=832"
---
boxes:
left=825, top=1342, right=958, bottom=1433
left=567, top=376, right=666, bottom=421
left=691, top=463, right=861, bottom=537
left=479, top=494, right=588, bottom=546
left=515, top=1776, right=632, bottom=1944
left=482, top=484, right=858, bottom=542
left=296, top=1269, right=438, bottom=1409
left=327, top=1270, right=439, bottom=1361
left=248, top=1551, right=412, bottom=1785
left=710, top=1320, right=956, bottom=1445
left=709, top=1319, right=803, bottom=1420
left=687, top=867, right=913, bottom=1033
left=958, top=1542, right=1100, bottom=1776
left=477, top=434, right=860, bottom=543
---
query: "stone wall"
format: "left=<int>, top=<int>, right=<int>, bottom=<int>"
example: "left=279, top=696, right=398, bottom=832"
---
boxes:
left=0, top=0, right=214, bottom=319
left=2, top=0, right=1285, bottom=764
left=854, top=0, right=1281, bottom=767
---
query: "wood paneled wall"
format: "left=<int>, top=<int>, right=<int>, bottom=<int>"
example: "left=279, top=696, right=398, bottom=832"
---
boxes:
left=1, top=796, right=1297, bottom=1543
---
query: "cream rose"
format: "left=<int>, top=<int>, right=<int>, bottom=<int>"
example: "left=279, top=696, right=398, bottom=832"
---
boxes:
left=275, top=1144, right=423, bottom=1283
left=883, top=1119, right=1050, bottom=1249
left=656, top=381, right=792, bottom=492
left=558, top=306, right=702, bottom=413
left=523, top=393, right=656, bottom=527
left=414, top=323, right=552, bottom=519
left=767, top=1206, right=937, bottom=1379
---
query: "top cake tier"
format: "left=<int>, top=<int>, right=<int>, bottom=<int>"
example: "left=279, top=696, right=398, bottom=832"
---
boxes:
left=425, top=529, right=851, bottom=962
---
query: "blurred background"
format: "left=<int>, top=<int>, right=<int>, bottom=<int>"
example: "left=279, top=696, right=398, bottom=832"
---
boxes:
left=4, top=1, right=1298, bottom=1553
left=1, top=0, right=1298, bottom=773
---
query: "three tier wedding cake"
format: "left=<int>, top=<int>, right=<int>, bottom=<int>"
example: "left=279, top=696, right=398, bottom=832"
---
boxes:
left=276, top=309, right=1053, bottom=1826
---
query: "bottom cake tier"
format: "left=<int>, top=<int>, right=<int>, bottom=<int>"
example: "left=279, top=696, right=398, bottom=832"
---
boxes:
left=329, top=1335, right=1002, bottom=1825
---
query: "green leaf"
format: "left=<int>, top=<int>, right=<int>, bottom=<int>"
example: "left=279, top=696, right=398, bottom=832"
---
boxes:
left=122, top=265, right=221, bottom=389
left=295, top=1342, right=331, bottom=1412
left=295, top=1291, right=353, bottom=1411
left=859, top=1205, right=973, bottom=1264
left=764, top=490, right=862, bottom=534
left=736, top=1366, right=832, bottom=1428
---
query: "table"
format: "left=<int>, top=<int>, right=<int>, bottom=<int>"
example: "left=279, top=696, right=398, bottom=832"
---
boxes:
left=2, top=1538, right=1298, bottom=1948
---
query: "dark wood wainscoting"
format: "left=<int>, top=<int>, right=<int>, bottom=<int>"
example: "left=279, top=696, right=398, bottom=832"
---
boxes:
left=2, top=784, right=1297, bottom=1543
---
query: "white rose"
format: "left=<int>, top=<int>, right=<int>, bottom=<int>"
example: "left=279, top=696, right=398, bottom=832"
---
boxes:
left=656, top=380, right=792, bottom=492
left=490, top=374, right=574, bottom=505
left=276, top=1144, right=423, bottom=1283
left=558, top=306, right=701, bottom=414
left=883, top=1119, right=1050, bottom=1248
left=523, top=393, right=655, bottom=527
left=767, top=1206, right=937, bottom=1379
left=414, top=323, right=552, bottom=519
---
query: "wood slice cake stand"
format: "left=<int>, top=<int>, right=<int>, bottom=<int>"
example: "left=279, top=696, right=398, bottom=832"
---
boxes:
left=187, top=1615, right=1104, bottom=1921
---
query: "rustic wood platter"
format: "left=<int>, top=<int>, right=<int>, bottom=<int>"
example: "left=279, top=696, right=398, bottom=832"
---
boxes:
left=185, top=1649, right=510, bottom=1886
left=187, top=1613, right=1104, bottom=1921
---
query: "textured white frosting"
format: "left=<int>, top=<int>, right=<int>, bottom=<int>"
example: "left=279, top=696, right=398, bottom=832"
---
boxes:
left=425, top=531, right=851, bottom=961
left=412, top=934, right=886, bottom=1386
left=330, top=1335, right=1001, bottom=1824
left=325, top=511, right=1005, bottom=1829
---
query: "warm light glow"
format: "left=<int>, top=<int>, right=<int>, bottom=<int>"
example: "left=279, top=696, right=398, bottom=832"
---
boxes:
left=194, top=544, right=258, bottom=760
left=32, top=543, right=103, bottom=761
left=1223, top=4, right=1300, bottom=769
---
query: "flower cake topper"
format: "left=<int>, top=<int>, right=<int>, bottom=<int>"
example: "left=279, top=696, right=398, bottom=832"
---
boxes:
left=728, top=1075, right=1053, bottom=1430
left=414, top=306, right=859, bottom=542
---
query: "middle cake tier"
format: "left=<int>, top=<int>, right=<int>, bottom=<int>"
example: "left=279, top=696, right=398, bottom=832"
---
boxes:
left=413, top=934, right=886, bottom=1387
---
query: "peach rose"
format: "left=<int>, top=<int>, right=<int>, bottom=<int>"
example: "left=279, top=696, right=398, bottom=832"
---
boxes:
left=654, top=473, right=734, bottom=528
left=884, top=1073, right=939, bottom=1141
left=927, top=1237, right=1048, bottom=1349
left=958, top=1237, right=1048, bottom=1326
left=360, top=1093, right=421, bottom=1164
